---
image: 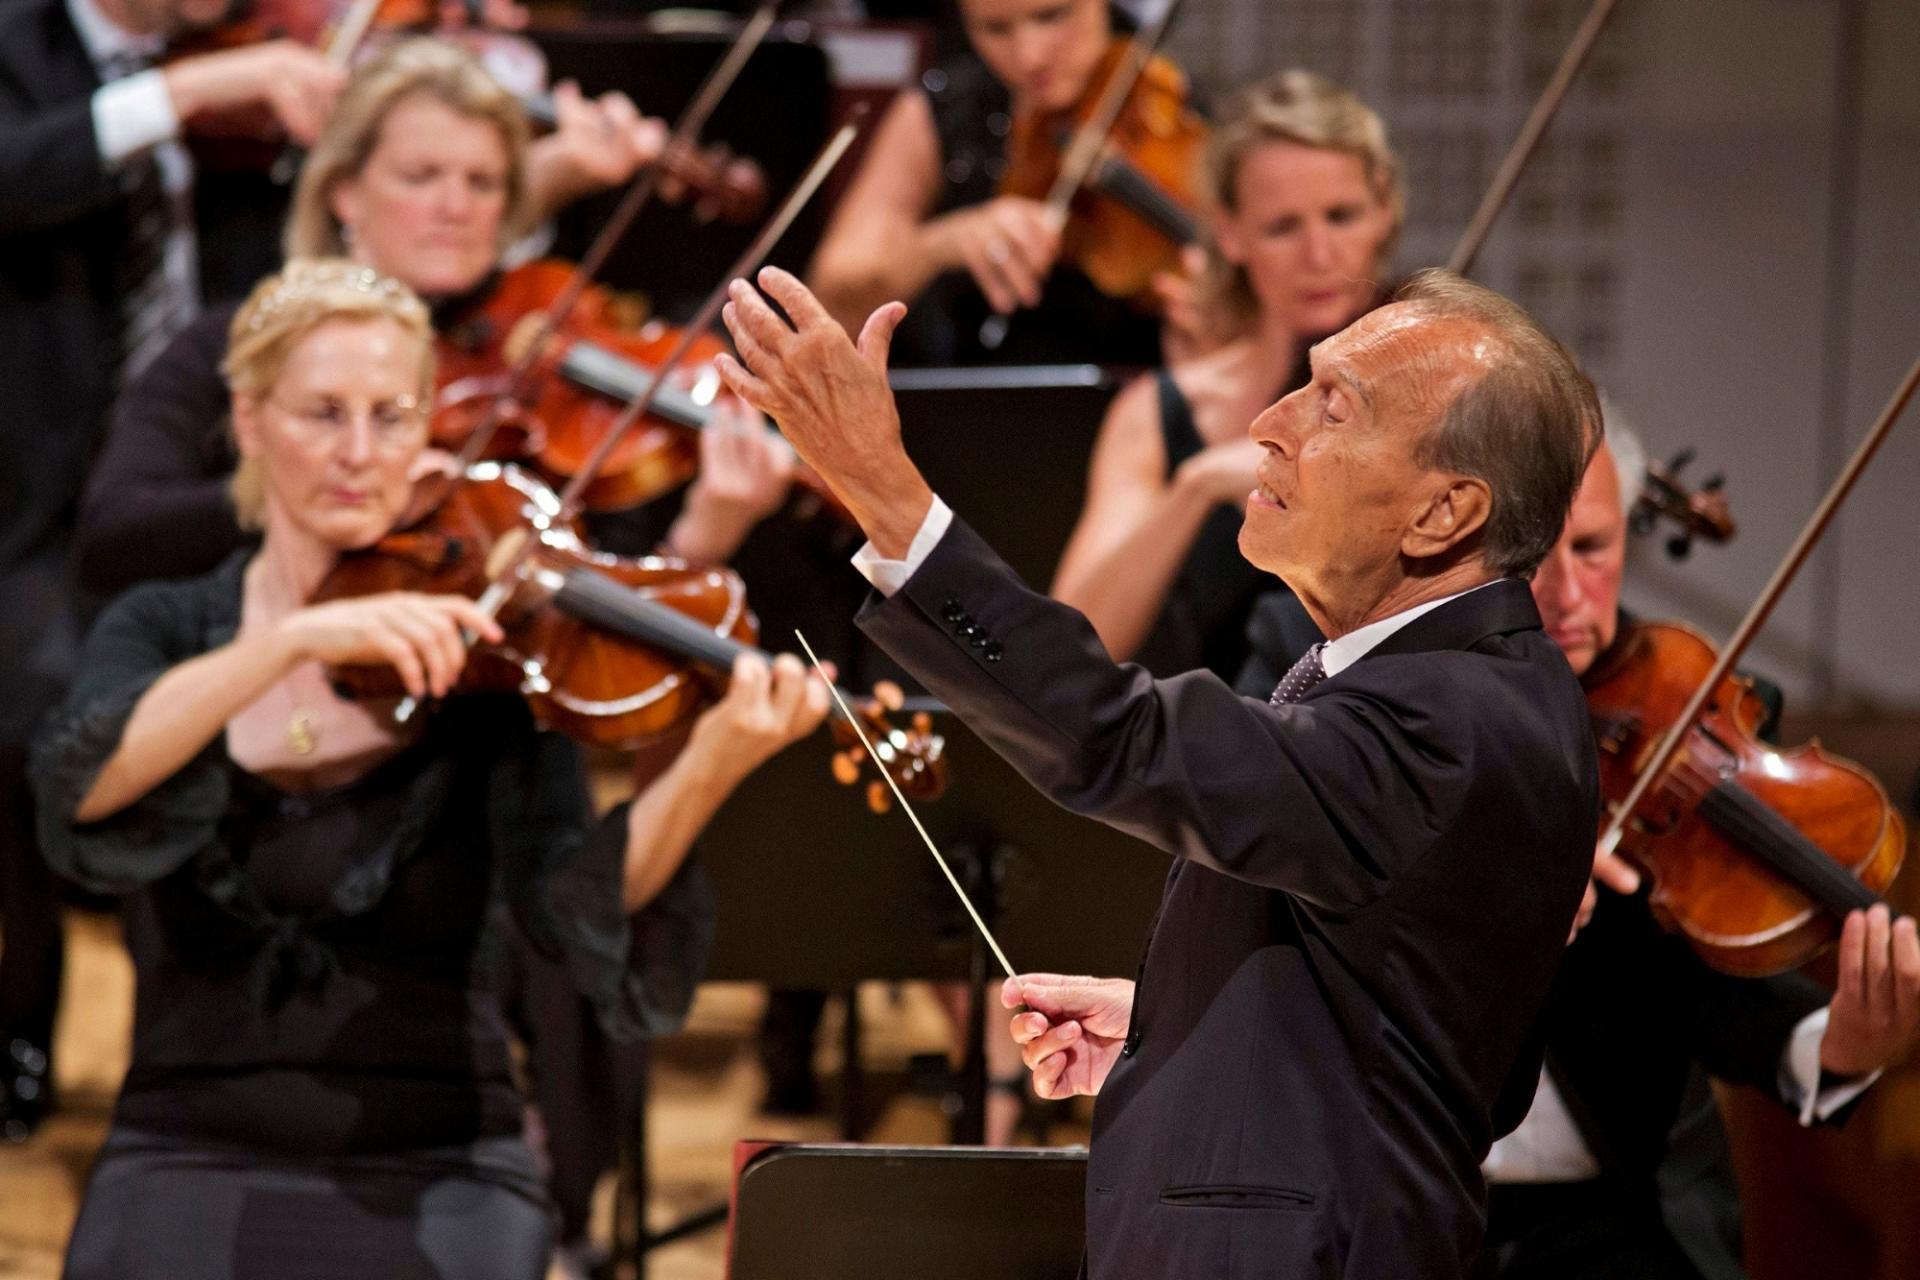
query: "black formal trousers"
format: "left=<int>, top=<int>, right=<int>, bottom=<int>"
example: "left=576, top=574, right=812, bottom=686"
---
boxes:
left=858, top=517, right=1599, bottom=1278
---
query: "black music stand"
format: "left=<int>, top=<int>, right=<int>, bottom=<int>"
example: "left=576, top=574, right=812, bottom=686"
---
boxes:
left=728, top=1143, right=1088, bottom=1280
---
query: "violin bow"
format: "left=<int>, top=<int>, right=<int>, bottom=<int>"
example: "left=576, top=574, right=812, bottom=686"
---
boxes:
left=1446, top=0, right=1625, bottom=276
left=444, top=0, right=783, bottom=473
left=1597, top=351, right=1920, bottom=859
left=466, top=109, right=870, bottom=625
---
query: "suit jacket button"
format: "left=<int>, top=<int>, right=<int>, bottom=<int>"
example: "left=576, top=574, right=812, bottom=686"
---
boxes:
left=941, top=598, right=964, bottom=622
left=1121, top=1031, right=1140, bottom=1057
left=957, top=622, right=979, bottom=639
left=983, top=641, right=1004, bottom=662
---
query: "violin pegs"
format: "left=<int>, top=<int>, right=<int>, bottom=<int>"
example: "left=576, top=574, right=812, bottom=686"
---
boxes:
left=866, top=780, right=891, bottom=815
left=831, top=751, right=862, bottom=787
left=912, top=711, right=933, bottom=735
left=873, top=680, right=905, bottom=713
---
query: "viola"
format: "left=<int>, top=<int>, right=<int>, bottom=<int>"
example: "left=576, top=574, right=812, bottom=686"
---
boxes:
left=313, top=461, right=946, bottom=802
left=999, top=37, right=1206, bottom=308
left=1584, top=619, right=1905, bottom=976
left=432, top=261, right=849, bottom=519
left=1628, top=447, right=1735, bottom=561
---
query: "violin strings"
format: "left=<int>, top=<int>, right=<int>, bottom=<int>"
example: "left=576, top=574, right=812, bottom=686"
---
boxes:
left=794, top=629, right=1020, bottom=982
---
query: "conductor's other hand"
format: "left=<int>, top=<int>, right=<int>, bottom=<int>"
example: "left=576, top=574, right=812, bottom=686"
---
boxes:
left=1002, top=974, right=1134, bottom=1100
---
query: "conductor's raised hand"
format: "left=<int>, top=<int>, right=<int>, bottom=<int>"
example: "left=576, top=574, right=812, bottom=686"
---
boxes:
left=716, top=267, right=933, bottom=557
left=1002, top=974, right=1134, bottom=1100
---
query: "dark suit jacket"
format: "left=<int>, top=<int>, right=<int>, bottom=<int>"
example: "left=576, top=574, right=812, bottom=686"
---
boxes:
left=1240, top=588, right=1836, bottom=1280
left=859, top=517, right=1600, bottom=1278
left=0, top=0, right=135, bottom=735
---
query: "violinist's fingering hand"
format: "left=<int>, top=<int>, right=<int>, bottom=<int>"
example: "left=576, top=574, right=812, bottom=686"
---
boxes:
left=1820, top=905, right=1920, bottom=1077
left=689, top=652, right=831, bottom=778
left=716, top=267, right=933, bottom=559
left=669, top=402, right=795, bottom=564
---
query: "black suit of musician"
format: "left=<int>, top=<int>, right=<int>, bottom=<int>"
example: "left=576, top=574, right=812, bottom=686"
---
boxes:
left=715, top=265, right=1603, bottom=1277
left=1238, top=432, right=1920, bottom=1280
left=0, top=0, right=336, bottom=1138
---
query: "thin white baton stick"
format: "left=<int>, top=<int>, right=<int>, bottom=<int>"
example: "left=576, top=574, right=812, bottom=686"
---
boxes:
left=793, top=629, right=1019, bottom=982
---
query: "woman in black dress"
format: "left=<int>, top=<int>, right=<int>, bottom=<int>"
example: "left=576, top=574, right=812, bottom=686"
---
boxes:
left=33, top=259, right=828, bottom=1279
left=1050, top=70, right=1403, bottom=682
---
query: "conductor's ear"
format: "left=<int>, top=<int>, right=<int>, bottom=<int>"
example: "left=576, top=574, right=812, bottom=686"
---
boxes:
left=1403, top=476, right=1491, bottom=561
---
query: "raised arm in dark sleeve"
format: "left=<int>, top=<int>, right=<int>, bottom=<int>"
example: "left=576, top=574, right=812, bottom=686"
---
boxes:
left=78, top=305, right=252, bottom=594
left=0, top=33, right=119, bottom=236
left=857, top=516, right=1485, bottom=913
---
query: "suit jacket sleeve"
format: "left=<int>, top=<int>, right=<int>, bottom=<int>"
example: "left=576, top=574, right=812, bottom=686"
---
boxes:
left=0, top=39, right=118, bottom=235
left=857, top=516, right=1478, bottom=913
left=79, top=309, right=252, bottom=593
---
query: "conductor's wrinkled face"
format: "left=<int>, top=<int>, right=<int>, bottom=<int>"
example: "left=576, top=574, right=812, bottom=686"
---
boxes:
left=1239, top=305, right=1493, bottom=594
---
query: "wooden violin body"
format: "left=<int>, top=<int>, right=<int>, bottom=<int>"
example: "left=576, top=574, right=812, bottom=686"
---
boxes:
left=999, top=40, right=1207, bottom=305
left=1585, top=620, right=1905, bottom=976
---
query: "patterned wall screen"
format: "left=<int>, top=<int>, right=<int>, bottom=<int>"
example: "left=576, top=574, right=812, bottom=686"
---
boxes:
left=1162, top=0, right=1636, bottom=380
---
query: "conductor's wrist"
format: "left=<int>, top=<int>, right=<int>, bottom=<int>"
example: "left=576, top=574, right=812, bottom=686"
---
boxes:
left=843, top=469, right=934, bottom=561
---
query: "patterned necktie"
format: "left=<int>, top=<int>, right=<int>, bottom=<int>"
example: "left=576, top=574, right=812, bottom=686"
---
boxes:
left=103, top=52, right=193, bottom=385
left=1269, top=641, right=1328, bottom=706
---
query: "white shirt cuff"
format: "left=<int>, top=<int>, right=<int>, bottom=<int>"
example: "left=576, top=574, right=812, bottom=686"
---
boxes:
left=851, top=496, right=952, bottom=597
left=1782, top=1006, right=1883, bottom=1124
left=93, top=69, right=179, bottom=166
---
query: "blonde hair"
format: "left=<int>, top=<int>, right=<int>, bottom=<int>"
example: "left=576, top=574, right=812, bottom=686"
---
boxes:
left=1197, top=70, right=1405, bottom=333
left=285, top=38, right=532, bottom=260
left=224, top=259, right=435, bottom=528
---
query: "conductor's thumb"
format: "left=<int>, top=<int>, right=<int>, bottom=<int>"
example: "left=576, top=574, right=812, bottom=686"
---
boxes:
left=857, top=301, right=908, bottom=373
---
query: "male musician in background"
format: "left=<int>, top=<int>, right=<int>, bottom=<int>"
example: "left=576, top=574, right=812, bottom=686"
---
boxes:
left=0, top=0, right=340, bottom=1140
left=1241, top=430, right=1920, bottom=1279
left=718, top=264, right=1600, bottom=1277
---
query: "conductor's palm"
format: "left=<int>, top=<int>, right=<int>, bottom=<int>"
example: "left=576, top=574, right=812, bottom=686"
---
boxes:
left=1004, top=974, right=1135, bottom=1099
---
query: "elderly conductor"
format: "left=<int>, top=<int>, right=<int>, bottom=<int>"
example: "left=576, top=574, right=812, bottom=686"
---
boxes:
left=719, top=266, right=1601, bottom=1278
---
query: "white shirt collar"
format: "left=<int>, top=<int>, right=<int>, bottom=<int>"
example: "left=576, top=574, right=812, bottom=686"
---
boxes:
left=66, top=0, right=163, bottom=73
left=1318, top=580, right=1505, bottom=677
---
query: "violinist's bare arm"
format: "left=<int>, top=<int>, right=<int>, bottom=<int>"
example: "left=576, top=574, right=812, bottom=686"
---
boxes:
left=618, top=652, right=828, bottom=912
left=1051, top=373, right=1229, bottom=661
left=73, top=593, right=502, bottom=824
left=161, top=40, right=344, bottom=145
left=806, top=91, right=1060, bottom=333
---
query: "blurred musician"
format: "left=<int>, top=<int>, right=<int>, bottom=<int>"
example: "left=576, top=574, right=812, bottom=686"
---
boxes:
left=30, top=259, right=828, bottom=1280
left=1052, top=69, right=1399, bottom=681
left=807, top=0, right=1187, bottom=366
left=0, top=0, right=340, bottom=1141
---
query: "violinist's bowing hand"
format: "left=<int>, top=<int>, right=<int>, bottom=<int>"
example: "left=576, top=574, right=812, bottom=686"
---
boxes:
left=949, top=196, right=1064, bottom=314
left=1819, top=905, right=1920, bottom=1077
left=1004, top=974, right=1133, bottom=1099
left=1570, top=845, right=1644, bottom=941
left=687, top=653, right=831, bottom=779
left=163, top=41, right=344, bottom=146
left=717, top=268, right=933, bottom=558
left=667, top=402, right=795, bottom=564
left=274, top=593, right=504, bottom=702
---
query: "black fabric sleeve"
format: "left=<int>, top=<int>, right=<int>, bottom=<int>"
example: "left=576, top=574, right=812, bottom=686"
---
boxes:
left=27, top=579, right=231, bottom=892
left=0, top=96, right=118, bottom=234
left=78, top=308, right=251, bottom=594
left=856, top=516, right=1479, bottom=912
left=494, top=730, right=714, bottom=1043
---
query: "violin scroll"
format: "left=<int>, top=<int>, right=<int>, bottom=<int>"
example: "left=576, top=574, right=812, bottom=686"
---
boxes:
left=1629, top=447, right=1735, bottom=560
left=829, top=680, right=949, bottom=813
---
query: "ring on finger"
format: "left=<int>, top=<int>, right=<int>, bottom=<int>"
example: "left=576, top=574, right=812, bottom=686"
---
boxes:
left=987, top=238, right=1012, bottom=265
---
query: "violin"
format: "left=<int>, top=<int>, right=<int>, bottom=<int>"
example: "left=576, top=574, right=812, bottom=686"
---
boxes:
left=998, top=36, right=1207, bottom=306
left=1629, top=447, right=1735, bottom=561
left=1584, top=619, right=1905, bottom=976
left=432, top=260, right=849, bottom=519
left=313, top=460, right=946, bottom=805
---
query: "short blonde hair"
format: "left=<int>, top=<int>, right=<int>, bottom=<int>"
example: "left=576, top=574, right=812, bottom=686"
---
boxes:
left=224, top=259, right=435, bottom=528
left=285, top=37, right=532, bottom=260
left=1198, top=70, right=1405, bottom=333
